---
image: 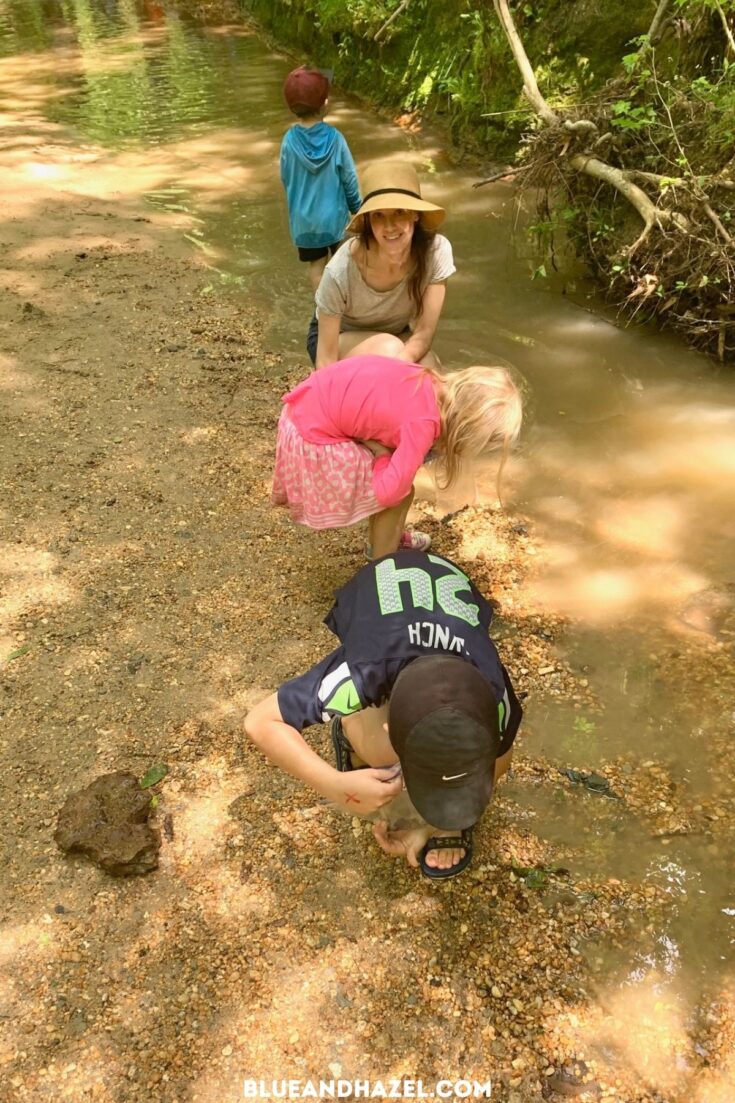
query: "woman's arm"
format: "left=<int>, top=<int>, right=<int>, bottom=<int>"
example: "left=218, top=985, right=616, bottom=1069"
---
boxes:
left=315, top=312, right=342, bottom=369
left=244, top=693, right=402, bottom=814
left=400, top=281, right=447, bottom=363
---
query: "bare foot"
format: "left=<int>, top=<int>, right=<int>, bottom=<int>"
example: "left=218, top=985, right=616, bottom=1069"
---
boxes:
left=372, top=822, right=466, bottom=871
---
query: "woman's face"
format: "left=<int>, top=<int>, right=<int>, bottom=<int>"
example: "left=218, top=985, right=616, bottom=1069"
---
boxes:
left=368, top=207, right=419, bottom=251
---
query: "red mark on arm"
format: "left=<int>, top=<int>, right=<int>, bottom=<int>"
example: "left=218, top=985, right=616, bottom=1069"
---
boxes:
left=345, top=792, right=361, bottom=805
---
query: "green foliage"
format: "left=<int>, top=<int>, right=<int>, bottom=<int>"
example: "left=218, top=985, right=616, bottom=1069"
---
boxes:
left=610, top=99, right=657, bottom=131
left=140, top=764, right=168, bottom=789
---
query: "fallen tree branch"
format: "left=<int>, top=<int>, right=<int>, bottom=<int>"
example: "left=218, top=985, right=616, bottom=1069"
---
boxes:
left=473, top=164, right=533, bottom=188
left=703, top=200, right=733, bottom=244
left=629, top=169, right=735, bottom=192
left=374, top=0, right=411, bottom=42
left=492, top=0, right=688, bottom=253
left=563, top=118, right=599, bottom=136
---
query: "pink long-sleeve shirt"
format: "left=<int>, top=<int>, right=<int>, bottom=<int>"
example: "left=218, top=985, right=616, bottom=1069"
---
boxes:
left=283, top=354, right=441, bottom=508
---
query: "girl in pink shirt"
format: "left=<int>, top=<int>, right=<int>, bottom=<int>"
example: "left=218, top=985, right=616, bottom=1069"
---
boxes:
left=272, top=353, right=522, bottom=558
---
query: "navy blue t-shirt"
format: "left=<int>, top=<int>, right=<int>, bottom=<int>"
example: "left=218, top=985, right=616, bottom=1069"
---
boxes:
left=277, top=552, right=522, bottom=755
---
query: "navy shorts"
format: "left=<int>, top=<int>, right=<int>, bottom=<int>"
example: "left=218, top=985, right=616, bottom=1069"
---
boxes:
left=297, top=241, right=342, bottom=262
left=306, top=314, right=319, bottom=365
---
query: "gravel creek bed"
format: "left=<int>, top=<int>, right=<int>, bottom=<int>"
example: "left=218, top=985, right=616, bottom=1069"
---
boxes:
left=2, top=113, right=735, bottom=1103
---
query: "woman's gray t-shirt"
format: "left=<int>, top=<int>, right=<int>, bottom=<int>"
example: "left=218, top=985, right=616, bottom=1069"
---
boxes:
left=315, top=235, right=456, bottom=334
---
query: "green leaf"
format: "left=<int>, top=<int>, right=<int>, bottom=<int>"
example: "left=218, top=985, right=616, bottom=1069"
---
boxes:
left=6, top=645, right=30, bottom=661
left=140, top=764, right=168, bottom=789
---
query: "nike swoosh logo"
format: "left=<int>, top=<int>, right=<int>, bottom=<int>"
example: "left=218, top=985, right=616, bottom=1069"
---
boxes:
left=442, top=772, right=468, bottom=781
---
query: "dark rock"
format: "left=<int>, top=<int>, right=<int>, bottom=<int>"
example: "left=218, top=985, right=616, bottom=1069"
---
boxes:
left=126, top=653, right=147, bottom=674
left=547, top=1061, right=600, bottom=1097
left=68, top=1009, right=88, bottom=1036
left=54, top=771, right=160, bottom=876
left=677, top=584, right=735, bottom=638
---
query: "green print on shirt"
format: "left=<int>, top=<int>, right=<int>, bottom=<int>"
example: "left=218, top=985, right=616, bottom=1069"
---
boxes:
left=323, top=678, right=362, bottom=716
left=374, top=555, right=480, bottom=627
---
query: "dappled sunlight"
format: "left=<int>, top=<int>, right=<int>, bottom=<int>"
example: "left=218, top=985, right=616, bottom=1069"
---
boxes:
left=180, top=425, right=219, bottom=445
left=530, top=560, right=706, bottom=623
left=594, top=495, right=684, bottom=558
left=0, top=559, right=75, bottom=635
left=158, top=757, right=281, bottom=925
left=0, top=918, right=53, bottom=970
left=163, top=757, right=251, bottom=865
left=0, top=353, right=35, bottom=393
left=589, top=975, right=691, bottom=1095
left=0, top=544, right=56, bottom=577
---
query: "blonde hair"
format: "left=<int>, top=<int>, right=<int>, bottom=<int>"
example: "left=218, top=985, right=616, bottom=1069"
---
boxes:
left=426, top=365, right=523, bottom=490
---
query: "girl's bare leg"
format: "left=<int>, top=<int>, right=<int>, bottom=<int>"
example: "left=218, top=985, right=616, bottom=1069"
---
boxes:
left=368, top=488, right=414, bottom=558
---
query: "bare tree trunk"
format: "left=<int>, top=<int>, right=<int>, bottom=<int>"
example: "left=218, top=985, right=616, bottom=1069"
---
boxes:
left=491, top=0, right=559, bottom=126
left=490, top=0, right=690, bottom=253
left=714, top=1, right=735, bottom=55
left=374, top=0, right=411, bottom=42
left=648, top=0, right=673, bottom=45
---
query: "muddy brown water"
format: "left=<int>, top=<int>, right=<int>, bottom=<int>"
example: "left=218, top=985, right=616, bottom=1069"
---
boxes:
left=3, top=0, right=735, bottom=1007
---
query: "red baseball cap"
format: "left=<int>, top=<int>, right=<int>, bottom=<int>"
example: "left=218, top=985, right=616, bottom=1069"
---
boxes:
left=283, top=67, right=330, bottom=113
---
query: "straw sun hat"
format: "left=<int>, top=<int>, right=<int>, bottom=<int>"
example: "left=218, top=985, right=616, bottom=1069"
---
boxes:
left=347, top=162, right=446, bottom=234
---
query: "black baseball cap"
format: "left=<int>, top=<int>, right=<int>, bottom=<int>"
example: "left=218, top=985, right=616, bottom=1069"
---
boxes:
left=388, top=655, right=500, bottom=830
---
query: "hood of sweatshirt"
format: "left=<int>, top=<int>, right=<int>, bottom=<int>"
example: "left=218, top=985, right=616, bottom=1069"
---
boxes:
left=284, top=122, right=339, bottom=173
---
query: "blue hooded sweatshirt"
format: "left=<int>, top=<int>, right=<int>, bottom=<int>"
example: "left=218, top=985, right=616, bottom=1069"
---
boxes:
left=280, top=121, right=361, bottom=249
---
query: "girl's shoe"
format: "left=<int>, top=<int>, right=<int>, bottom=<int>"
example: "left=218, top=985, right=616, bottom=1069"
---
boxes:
left=399, top=529, right=432, bottom=552
left=364, top=530, right=432, bottom=560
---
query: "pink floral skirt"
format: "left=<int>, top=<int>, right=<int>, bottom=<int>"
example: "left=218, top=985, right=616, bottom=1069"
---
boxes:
left=271, top=408, right=381, bottom=530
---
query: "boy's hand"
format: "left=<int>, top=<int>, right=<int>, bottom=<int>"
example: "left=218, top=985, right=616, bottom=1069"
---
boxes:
left=372, top=821, right=433, bottom=868
left=330, top=767, right=402, bottom=816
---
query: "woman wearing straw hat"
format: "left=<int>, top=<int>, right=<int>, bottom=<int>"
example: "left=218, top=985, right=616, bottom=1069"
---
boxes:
left=308, top=161, right=455, bottom=370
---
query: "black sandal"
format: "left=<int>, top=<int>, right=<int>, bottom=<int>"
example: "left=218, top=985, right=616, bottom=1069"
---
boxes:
left=419, top=827, right=474, bottom=880
left=330, top=716, right=362, bottom=773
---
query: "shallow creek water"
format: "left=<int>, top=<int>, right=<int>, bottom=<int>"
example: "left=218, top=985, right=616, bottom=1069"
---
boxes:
left=3, top=0, right=735, bottom=1016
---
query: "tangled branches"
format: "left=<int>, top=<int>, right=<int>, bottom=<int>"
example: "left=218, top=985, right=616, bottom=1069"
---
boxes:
left=486, top=0, right=735, bottom=361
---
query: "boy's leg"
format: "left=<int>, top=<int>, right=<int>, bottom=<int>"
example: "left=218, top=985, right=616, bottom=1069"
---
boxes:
left=342, top=704, right=396, bottom=767
left=308, top=255, right=328, bottom=292
left=342, top=706, right=471, bottom=872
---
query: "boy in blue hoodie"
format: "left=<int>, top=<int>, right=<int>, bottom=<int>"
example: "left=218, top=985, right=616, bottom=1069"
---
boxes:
left=280, top=67, right=361, bottom=292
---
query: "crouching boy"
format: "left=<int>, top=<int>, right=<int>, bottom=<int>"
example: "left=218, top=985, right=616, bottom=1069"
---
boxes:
left=244, top=551, right=522, bottom=879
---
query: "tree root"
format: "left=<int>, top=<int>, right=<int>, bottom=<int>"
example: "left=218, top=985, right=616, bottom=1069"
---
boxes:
left=488, top=0, right=735, bottom=361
